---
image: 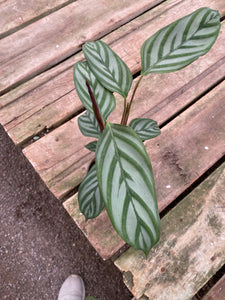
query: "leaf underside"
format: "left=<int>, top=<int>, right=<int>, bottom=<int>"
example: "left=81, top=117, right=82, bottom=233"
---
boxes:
left=96, top=123, right=160, bottom=255
left=141, top=7, right=221, bottom=75
left=73, top=61, right=115, bottom=120
left=83, top=40, right=133, bottom=98
left=78, top=165, right=104, bottom=220
left=129, top=118, right=161, bottom=141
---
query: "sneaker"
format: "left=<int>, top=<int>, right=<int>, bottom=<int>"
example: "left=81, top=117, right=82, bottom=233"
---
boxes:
left=58, top=274, right=85, bottom=300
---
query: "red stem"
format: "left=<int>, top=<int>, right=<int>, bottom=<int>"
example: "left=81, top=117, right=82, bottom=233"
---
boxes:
left=86, top=79, right=105, bottom=132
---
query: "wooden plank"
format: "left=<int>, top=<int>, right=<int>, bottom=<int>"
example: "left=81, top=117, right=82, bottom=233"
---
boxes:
left=202, top=275, right=225, bottom=300
left=62, top=81, right=225, bottom=259
left=0, top=0, right=164, bottom=94
left=23, top=67, right=225, bottom=200
left=114, top=163, right=225, bottom=299
left=0, top=0, right=72, bottom=38
left=0, top=0, right=154, bottom=109
left=1, top=0, right=220, bottom=108
left=63, top=194, right=125, bottom=259
left=1, top=0, right=225, bottom=144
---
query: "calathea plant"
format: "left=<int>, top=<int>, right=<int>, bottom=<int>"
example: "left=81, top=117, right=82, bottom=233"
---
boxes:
left=73, top=7, right=220, bottom=255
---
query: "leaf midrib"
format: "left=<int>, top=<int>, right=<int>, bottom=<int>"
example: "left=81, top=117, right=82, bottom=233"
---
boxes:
left=107, top=123, right=148, bottom=242
left=142, top=10, right=216, bottom=74
left=93, top=43, right=120, bottom=89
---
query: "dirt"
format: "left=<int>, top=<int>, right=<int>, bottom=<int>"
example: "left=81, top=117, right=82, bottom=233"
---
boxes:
left=0, top=124, right=132, bottom=300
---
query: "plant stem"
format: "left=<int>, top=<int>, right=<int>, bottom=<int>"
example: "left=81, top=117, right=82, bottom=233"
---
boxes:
left=120, top=97, right=127, bottom=124
left=86, top=79, right=105, bottom=132
left=121, top=75, right=143, bottom=125
left=129, top=75, right=143, bottom=111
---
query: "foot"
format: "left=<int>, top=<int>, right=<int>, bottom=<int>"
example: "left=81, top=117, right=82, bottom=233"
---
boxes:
left=58, top=275, right=85, bottom=300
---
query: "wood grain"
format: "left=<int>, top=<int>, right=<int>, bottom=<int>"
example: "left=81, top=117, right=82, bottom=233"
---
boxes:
left=3, top=0, right=221, bottom=109
left=0, top=0, right=72, bottom=38
left=1, top=1, right=225, bottom=145
left=1, top=0, right=224, bottom=296
left=23, top=77, right=225, bottom=199
left=115, top=163, right=225, bottom=299
left=63, top=194, right=125, bottom=259
left=202, top=275, right=225, bottom=300
left=62, top=81, right=225, bottom=258
left=0, top=0, right=164, bottom=94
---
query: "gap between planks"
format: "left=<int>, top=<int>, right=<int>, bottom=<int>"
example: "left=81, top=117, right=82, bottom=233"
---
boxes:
left=0, top=0, right=165, bottom=95
left=1, top=0, right=225, bottom=260
left=1, top=3, right=225, bottom=146
left=114, top=162, right=225, bottom=299
left=202, top=272, right=225, bottom=300
left=0, top=0, right=182, bottom=106
left=62, top=81, right=225, bottom=259
left=0, top=0, right=191, bottom=107
left=192, top=265, right=225, bottom=300
left=0, top=0, right=75, bottom=39
left=21, top=73, right=225, bottom=201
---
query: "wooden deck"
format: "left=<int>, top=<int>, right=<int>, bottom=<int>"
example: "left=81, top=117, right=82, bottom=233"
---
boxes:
left=0, top=0, right=225, bottom=299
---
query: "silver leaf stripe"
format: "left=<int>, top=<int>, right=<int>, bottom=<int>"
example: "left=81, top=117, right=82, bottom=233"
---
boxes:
left=78, top=110, right=101, bottom=138
left=83, top=40, right=133, bottom=98
left=78, top=165, right=104, bottom=220
left=141, top=7, right=221, bottom=74
left=96, top=123, right=160, bottom=254
left=129, top=118, right=161, bottom=141
left=74, top=61, right=115, bottom=120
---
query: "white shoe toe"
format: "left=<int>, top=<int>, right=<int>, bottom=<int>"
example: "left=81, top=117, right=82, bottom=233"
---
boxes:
left=58, top=275, right=85, bottom=300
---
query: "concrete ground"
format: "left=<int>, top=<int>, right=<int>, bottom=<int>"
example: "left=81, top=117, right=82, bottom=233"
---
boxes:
left=0, top=125, right=132, bottom=300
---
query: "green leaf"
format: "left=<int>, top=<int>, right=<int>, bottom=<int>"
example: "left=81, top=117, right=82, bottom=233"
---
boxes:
left=129, top=118, right=161, bottom=141
left=83, top=40, right=133, bottom=98
left=141, top=7, right=221, bottom=75
left=96, top=123, right=160, bottom=255
left=73, top=61, right=115, bottom=120
left=78, top=165, right=104, bottom=220
left=85, top=141, right=97, bottom=152
left=78, top=110, right=101, bottom=138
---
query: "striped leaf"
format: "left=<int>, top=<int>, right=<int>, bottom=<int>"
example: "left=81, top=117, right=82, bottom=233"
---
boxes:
left=96, top=123, right=160, bottom=255
left=129, top=118, right=161, bottom=141
left=73, top=61, right=115, bottom=120
left=83, top=40, right=133, bottom=98
left=78, top=110, right=101, bottom=138
left=85, top=141, right=97, bottom=152
left=141, top=7, right=221, bottom=75
left=78, top=165, right=104, bottom=220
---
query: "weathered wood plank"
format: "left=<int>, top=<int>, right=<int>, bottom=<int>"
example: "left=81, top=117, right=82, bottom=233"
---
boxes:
left=2, top=0, right=224, bottom=260
left=0, top=0, right=178, bottom=106
left=23, top=67, right=225, bottom=200
left=0, top=0, right=164, bottom=94
left=0, top=0, right=154, bottom=108
left=63, top=194, right=125, bottom=259
left=114, top=163, right=225, bottom=299
left=0, top=0, right=73, bottom=38
left=1, top=0, right=225, bottom=144
left=202, top=274, right=225, bottom=300
left=148, top=83, right=225, bottom=212
left=2, top=0, right=221, bottom=109
left=62, top=81, right=225, bottom=259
